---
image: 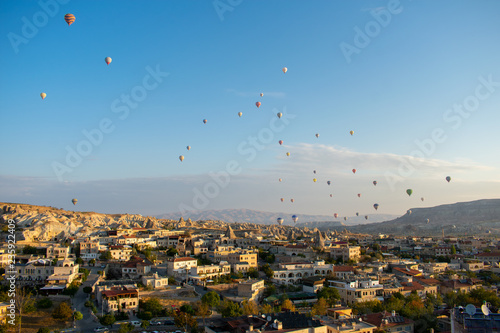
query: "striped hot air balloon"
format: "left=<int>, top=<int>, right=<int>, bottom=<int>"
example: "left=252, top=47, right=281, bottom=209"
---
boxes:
left=65, top=14, right=75, bottom=26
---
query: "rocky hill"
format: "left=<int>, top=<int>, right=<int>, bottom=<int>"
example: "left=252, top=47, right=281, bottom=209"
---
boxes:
left=346, top=199, right=500, bottom=236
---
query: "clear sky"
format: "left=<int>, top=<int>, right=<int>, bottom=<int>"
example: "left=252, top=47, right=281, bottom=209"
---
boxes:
left=1, top=0, right=499, bottom=219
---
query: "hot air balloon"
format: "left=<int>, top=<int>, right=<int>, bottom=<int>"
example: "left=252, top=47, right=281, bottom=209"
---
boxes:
left=260, top=93, right=264, bottom=97
left=179, top=155, right=184, bottom=162
left=365, top=215, right=369, bottom=220
left=327, top=181, right=331, bottom=185
left=330, top=194, right=333, bottom=197
left=350, top=130, right=354, bottom=136
left=105, top=57, right=112, bottom=65
left=256, top=102, right=261, bottom=108
left=356, top=212, right=359, bottom=216
left=277, top=112, right=283, bottom=118
left=407, top=209, right=412, bottom=215
left=286, top=152, right=290, bottom=156
left=406, top=189, right=413, bottom=196
left=373, top=203, right=379, bottom=210
left=334, top=213, right=338, bottom=218
left=186, top=146, right=191, bottom=151
left=290, top=199, right=294, bottom=203
left=64, top=13, right=75, bottom=26
left=425, top=218, right=430, bottom=224
left=238, top=112, right=243, bottom=117
left=315, top=133, right=320, bottom=138
left=344, top=217, right=348, bottom=221
left=279, top=140, right=283, bottom=145
left=421, top=197, right=424, bottom=202
left=282, top=67, right=287, bottom=73
left=313, top=178, right=317, bottom=182
left=40, top=93, right=46, bottom=100
left=357, top=193, right=361, bottom=198
left=313, top=170, right=316, bottom=174
left=279, top=178, right=282, bottom=182
left=446, top=176, right=451, bottom=183
left=373, top=181, right=377, bottom=186
left=277, top=217, right=284, bottom=225
left=71, top=198, right=77, bottom=205
left=203, top=119, right=207, bottom=124
left=292, top=215, right=298, bottom=223
left=280, top=198, right=284, bottom=202
left=352, top=169, right=356, bottom=174
left=452, top=225, right=456, bottom=229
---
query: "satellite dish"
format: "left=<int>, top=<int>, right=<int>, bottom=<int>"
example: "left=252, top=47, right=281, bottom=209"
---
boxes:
left=465, top=304, right=476, bottom=316
left=267, top=316, right=272, bottom=322
left=482, top=304, right=490, bottom=316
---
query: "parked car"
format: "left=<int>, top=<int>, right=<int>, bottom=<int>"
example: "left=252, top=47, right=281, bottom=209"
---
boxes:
left=93, top=328, right=108, bottom=332
left=150, top=319, right=163, bottom=325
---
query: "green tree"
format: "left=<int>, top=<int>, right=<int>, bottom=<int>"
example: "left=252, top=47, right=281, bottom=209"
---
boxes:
left=201, top=291, right=220, bottom=309
left=259, top=304, right=275, bottom=314
left=36, top=298, right=53, bottom=309
left=218, top=299, right=243, bottom=317
left=89, top=258, right=96, bottom=266
left=76, top=257, right=84, bottom=265
left=52, top=302, right=73, bottom=321
left=100, top=314, right=116, bottom=327
left=167, top=247, right=179, bottom=256
left=37, top=328, right=51, bottom=333
left=241, top=300, right=259, bottom=315
left=74, top=311, right=83, bottom=321
left=141, top=297, right=164, bottom=316
left=281, top=299, right=296, bottom=312
left=352, top=300, right=383, bottom=315
left=451, top=245, right=457, bottom=255
left=118, top=323, right=133, bottom=333
left=141, top=320, right=150, bottom=329
left=247, top=267, right=259, bottom=279
left=261, top=264, right=274, bottom=279
left=22, top=245, right=38, bottom=254
left=173, top=310, right=198, bottom=330
left=180, top=304, right=195, bottom=315
left=83, top=286, right=92, bottom=294
left=317, top=287, right=340, bottom=306
left=195, top=301, right=211, bottom=326
left=100, top=250, right=112, bottom=260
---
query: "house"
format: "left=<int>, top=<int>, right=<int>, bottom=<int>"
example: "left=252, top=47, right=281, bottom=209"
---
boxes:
left=141, top=272, right=169, bottom=289
left=166, top=256, right=198, bottom=279
left=189, top=261, right=231, bottom=285
left=327, top=278, right=383, bottom=305
left=302, top=276, right=325, bottom=294
left=46, top=258, right=80, bottom=287
left=330, top=246, right=361, bottom=263
left=361, top=311, right=414, bottom=333
left=237, top=279, right=265, bottom=301
left=109, top=245, right=132, bottom=261
left=121, top=257, right=153, bottom=279
left=45, top=245, right=70, bottom=259
left=325, top=317, right=377, bottom=333
left=272, top=261, right=334, bottom=285
left=392, top=267, right=422, bottom=278
left=101, top=285, right=139, bottom=316
left=227, top=250, right=258, bottom=273
left=440, top=279, right=481, bottom=295
left=79, top=238, right=101, bottom=260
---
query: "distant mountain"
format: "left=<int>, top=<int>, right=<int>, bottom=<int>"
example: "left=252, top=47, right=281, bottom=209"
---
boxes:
left=156, top=208, right=398, bottom=226
left=346, top=199, right=500, bottom=236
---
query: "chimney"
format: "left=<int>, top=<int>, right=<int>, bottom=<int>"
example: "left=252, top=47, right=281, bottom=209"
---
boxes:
left=392, top=310, right=396, bottom=317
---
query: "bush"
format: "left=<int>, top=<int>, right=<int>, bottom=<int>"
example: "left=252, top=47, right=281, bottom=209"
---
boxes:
left=84, top=300, right=92, bottom=307
left=37, top=328, right=51, bottom=333
left=36, top=298, right=53, bottom=309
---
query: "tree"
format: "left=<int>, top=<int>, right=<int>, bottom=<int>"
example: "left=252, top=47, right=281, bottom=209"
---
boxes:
left=311, top=298, right=328, bottom=316
left=451, top=245, right=457, bottom=255
left=260, top=304, right=275, bottom=314
left=100, top=251, right=112, bottom=260
left=36, top=298, right=53, bottom=309
left=37, top=328, right=51, bottom=333
left=74, top=311, right=83, bottom=321
left=22, top=245, right=38, bottom=254
left=118, top=323, right=133, bottom=333
left=141, top=297, right=164, bottom=316
left=201, top=291, right=220, bottom=309
left=100, top=314, right=116, bottom=327
left=89, top=258, right=96, bottom=266
left=83, top=286, right=92, bottom=294
left=167, top=248, right=179, bottom=256
left=76, top=257, right=84, bottom=265
left=195, top=301, right=211, bottom=326
left=241, top=300, right=259, bottom=315
left=180, top=304, right=195, bottom=315
left=15, top=286, right=35, bottom=333
left=261, top=264, right=274, bottom=279
left=317, top=287, right=340, bottom=306
left=173, top=310, right=198, bottom=331
left=218, top=299, right=243, bottom=318
left=247, top=267, right=259, bottom=279
left=281, top=299, right=296, bottom=312
left=141, top=320, right=150, bottom=328
left=52, top=302, right=73, bottom=321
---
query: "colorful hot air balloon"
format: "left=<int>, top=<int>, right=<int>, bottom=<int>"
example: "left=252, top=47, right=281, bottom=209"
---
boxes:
left=277, top=217, right=284, bottom=225
left=238, top=112, right=243, bottom=117
left=290, top=199, right=294, bottom=203
left=313, top=178, right=317, bottom=182
left=330, top=194, right=333, bottom=197
left=356, top=212, right=359, bottom=216
left=203, top=119, right=207, bottom=124
left=365, top=215, right=369, bottom=220
left=334, top=213, right=338, bottom=218
left=256, top=102, right=261, bottom=108
left=357, top=193, right=361, bottom=198
left=71, top=198, right=77, bottom=205
left=315, top=133, right=319, bottom=138
left=282, top=67, right=287, bottom=73
left=186, top=146, right=191, bottom=151
left=350, top=130, right=354, bottom=136
left=344, top=217, right=347, bottom=221
left=421, top=197, right=424, bottom=202
left=407, top=209, right=412, bottom=215
left=105, top=57, right=112, bottom=65
left=277, top=112, right=283, bottom=118
left=446, top=176, right=451, bottom=183
left=279, top=140, right=283, bottom=145
left=64, top=13, right=75, bottom=26
left=352, top=169, right=356, bottom=174
left=373, top=181, right=377, bottom=186
left=327, top=181, right=331, bottom=185
left=292, top=215, right=298, bottom=223
left=286, top=152, right=290, bottom=156
left=426, top=218, right=430, bottom=224
left=40, top=92, right=46, bottom=100
left=279, top=178, right=282, bottom=182
left=406, top=189, right=413, bottom=196
left=280, top=198, right=284, bottom=202
left=313, top=170, right=316, bottom=174
left=260, top=93, right=264, bottom=97
left=373, top=203, right=379, bottom=210
left=179, top=155, right=184, bottom=162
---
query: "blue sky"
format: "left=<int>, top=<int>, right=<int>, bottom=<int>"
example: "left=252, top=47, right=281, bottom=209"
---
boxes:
left=1, top=0, right=499, bottom=219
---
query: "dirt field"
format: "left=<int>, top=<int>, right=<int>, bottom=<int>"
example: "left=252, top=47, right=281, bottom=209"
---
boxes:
left=17, top=300, right=71, bottom=333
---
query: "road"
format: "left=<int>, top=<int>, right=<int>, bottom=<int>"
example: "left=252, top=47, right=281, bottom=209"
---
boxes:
left=73, top=266, right=102, bottom=333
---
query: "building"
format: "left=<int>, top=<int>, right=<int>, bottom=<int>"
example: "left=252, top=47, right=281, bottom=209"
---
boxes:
left=189, top=261, right=231, bottom=285
left=330, top=246, right=361, bottom=263
left=328, top=278, right=383, bottom=305
left=475, top=252, right=500, bottom=263
left=237, top=279, right=265, bottom=302
left=325, top=317, right=376, bottom=333
left=227, top=250, right=258, bottom=273
left=101, top=285, right=139, bottom=316
left=361, top=311, right=414, bottom=333
left=45, top=245, right=70, bottom=259
left=167, top=256, right=198, bottom=279
left=109, top=245, right=133, bottom=261
left=141, top=272, right=169, bottom=289
left=272, top=261, right=334, bottom=285
left=15, top=258, right=79, bottom=287
left=302, top=276, right=325, bottom=294
left=121, top=257, right=153, bottom=279
left=79, top=238, right=100, bottom=260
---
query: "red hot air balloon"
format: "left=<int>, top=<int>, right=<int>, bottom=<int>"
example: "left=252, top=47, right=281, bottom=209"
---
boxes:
left=373, top=181, right=377, bottom=186
left=334, top=213, right=338, bottom=218
left=256, top=102, right=261, bottom=108
left=65, top=14, right=75, bottom=26
left=357, top=193, right=361, bottom=198
left=352, top=169, right=356, bottom=174
left=280, top=198, right=284, bottom=202
left=203, top=119, right=207, bottom=124
left=279, top=140, right=283, bottom=145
